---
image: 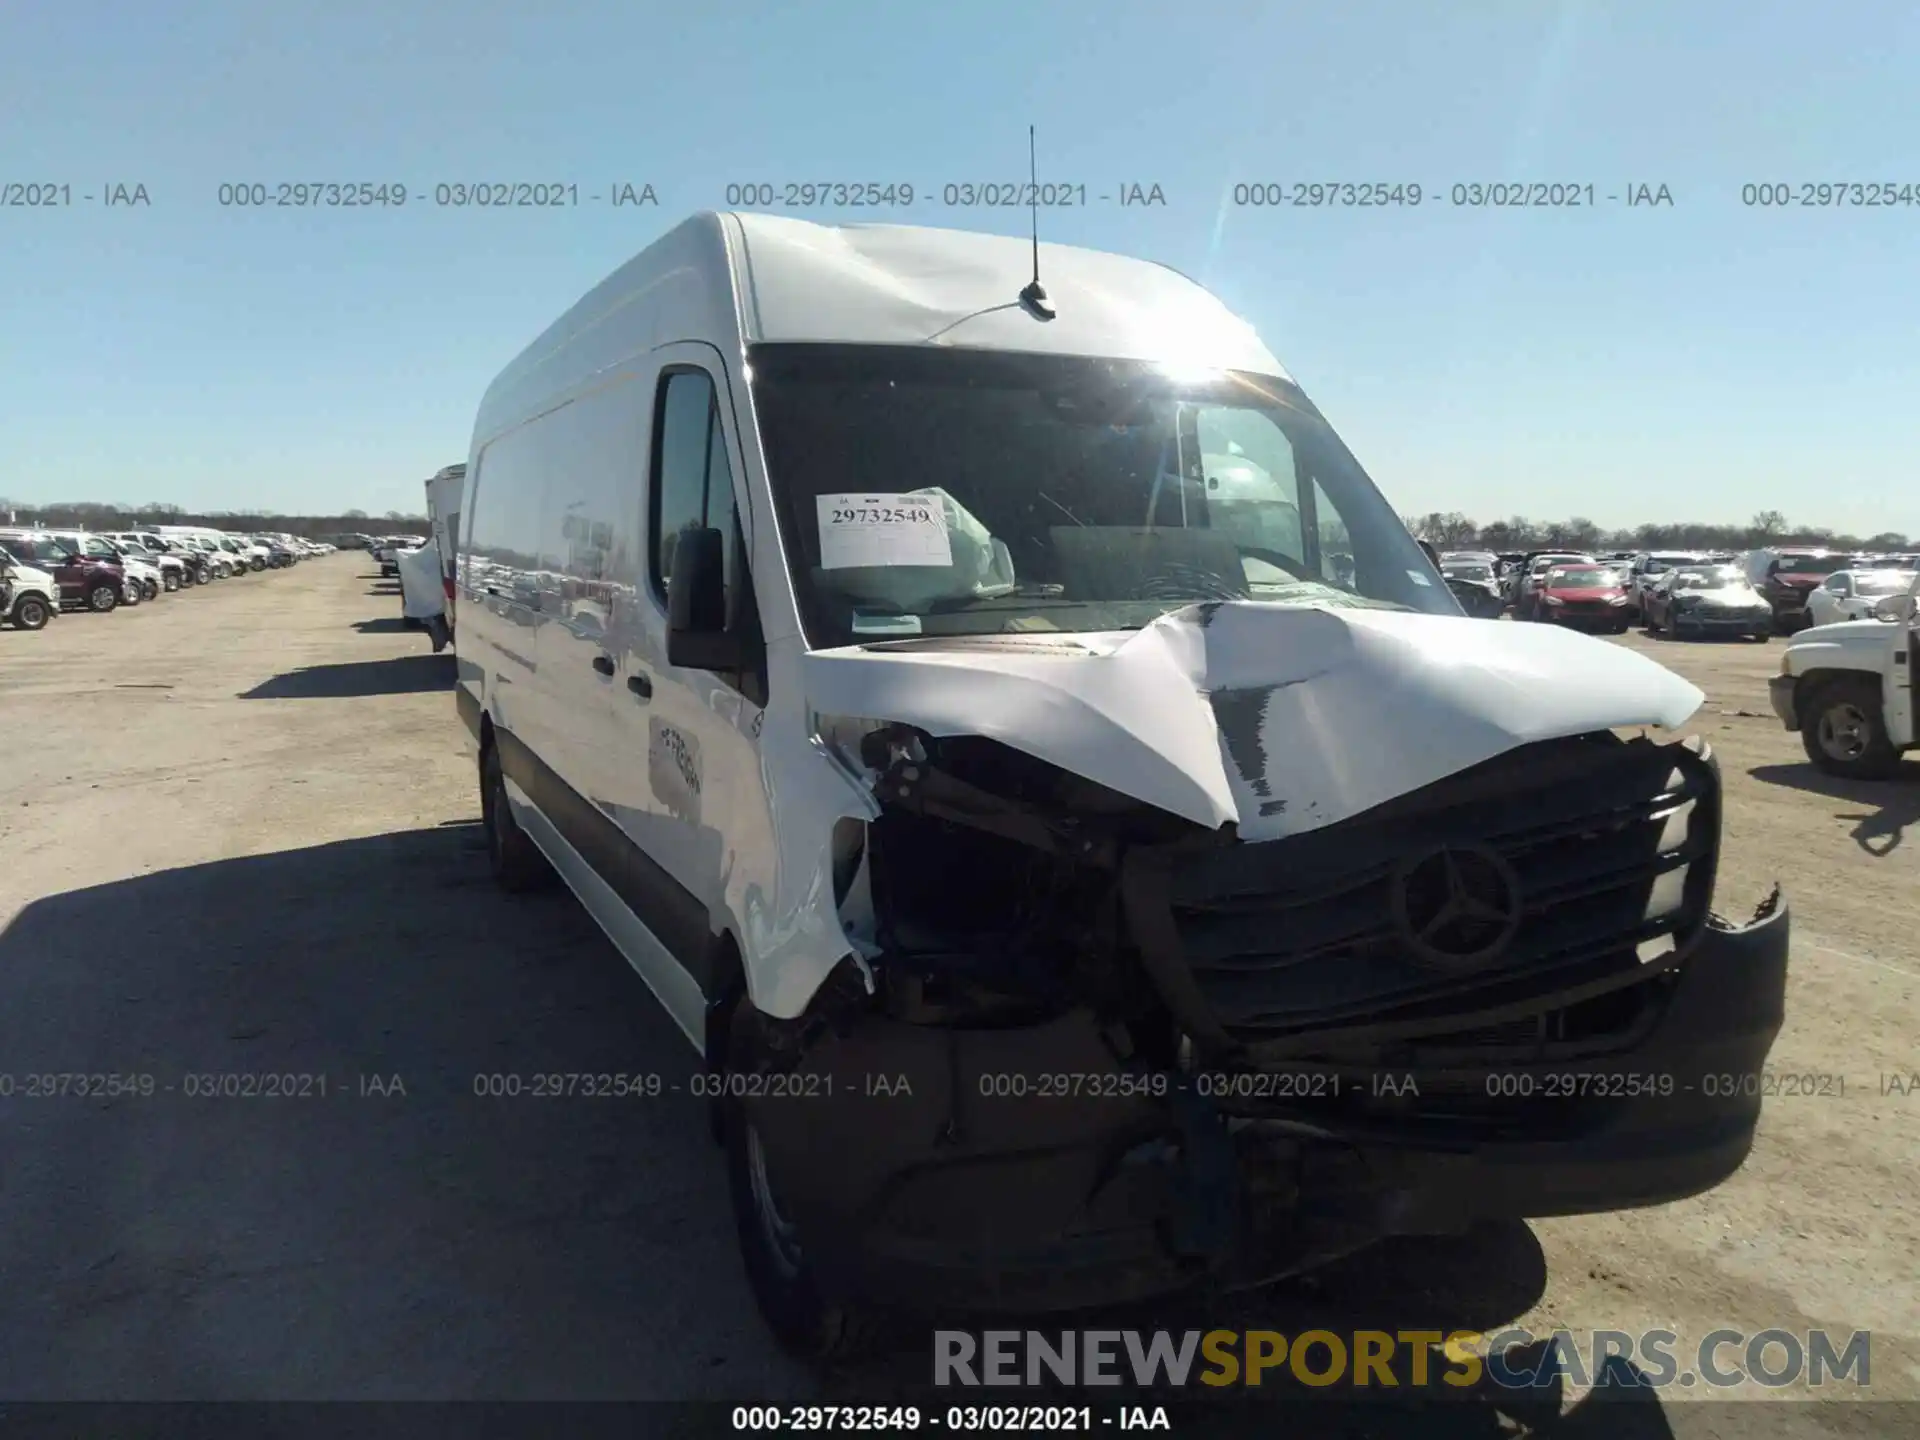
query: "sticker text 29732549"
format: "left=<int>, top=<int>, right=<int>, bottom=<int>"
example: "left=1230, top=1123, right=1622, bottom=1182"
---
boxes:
left=815, top=492, right=953, bottom=570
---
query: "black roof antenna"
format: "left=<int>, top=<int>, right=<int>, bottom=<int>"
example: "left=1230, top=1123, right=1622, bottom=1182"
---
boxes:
left=1018, top=125, right=1055, bottom=320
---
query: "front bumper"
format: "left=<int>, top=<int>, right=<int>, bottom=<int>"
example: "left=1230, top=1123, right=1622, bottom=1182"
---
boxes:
left=747, top=897, right=1790, bottom=1314
left=1769, top=674, right=1799, bottom=729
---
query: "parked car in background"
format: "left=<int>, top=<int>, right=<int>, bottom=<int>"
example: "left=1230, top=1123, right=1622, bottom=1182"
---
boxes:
left=249, top=534, right=300, bottom=567
left=1741, top=549, right=1862, bottom=633
left=0, top=530, right=129, bottom=612
left=1514, top=551, right=1595, bottom=619
left=151, top=527, right=228, bottom=579
left=1438, top=551, right=1505, bottom=617
left=1770, top=578, right=1919, bottom=777
left=0, top=541, right=60, bottom=630
left=373, top=536, right=424, bottom=577
left=45, top=531, right=152, bottom=603
left=1640, top=564, right=1773, bottom=640
left=1805, top=569, right=1914, bottom=628
left=107, top=533, right=193, bottom=588
left=1525, top=560, right=1632, bottom=631
left=1625, top=552, right=1713, bottom=618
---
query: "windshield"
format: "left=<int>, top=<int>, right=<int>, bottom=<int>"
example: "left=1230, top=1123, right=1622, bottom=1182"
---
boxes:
left=1442, top=561, right=1492, bottom=581
left=59, top=535, right=119, bottom=558
left=1773, top=554, right=1845, bottom=577
left=1854, top=571, right=1910, bottom=596
left=1672, top=567, right=1743, bottom=590
left=749, top=345, right=1452, bottom=647
left=1547, top=566, right=1612, bottom=587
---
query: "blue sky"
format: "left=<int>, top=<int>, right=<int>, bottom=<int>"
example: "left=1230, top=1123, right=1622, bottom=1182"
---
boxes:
left=3, top=1, right=1916, bottom=534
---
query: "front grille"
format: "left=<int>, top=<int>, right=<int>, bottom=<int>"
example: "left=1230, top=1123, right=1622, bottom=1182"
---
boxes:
left=1151, top=733, right=1717, bottom=1057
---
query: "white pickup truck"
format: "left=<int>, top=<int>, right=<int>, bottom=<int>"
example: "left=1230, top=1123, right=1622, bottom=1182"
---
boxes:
left=1768, top=574, right=1919, bottom=778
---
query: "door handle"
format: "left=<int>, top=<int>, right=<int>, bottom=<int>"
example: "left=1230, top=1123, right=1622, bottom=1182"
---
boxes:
left=591, top=655, right=615, bottom=676
left=628, top=673, right=652, bottom=699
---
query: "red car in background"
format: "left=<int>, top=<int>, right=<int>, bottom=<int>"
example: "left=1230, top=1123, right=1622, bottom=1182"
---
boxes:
left=1527, top=561, right=1632, bottom=633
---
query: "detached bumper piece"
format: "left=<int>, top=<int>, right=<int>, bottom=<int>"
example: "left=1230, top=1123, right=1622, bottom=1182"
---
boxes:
left=747, top=733, right=1788, bottom=1314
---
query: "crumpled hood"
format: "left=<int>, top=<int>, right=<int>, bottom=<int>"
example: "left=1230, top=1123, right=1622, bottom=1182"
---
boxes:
left=802, top=601, right=1705, bottom=842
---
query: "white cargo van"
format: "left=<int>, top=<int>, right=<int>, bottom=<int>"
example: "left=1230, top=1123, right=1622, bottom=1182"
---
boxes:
left=455, top=212, right=1789, bottom=1359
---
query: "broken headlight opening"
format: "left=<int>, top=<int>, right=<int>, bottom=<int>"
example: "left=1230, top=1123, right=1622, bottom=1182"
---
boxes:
left=816, top=717, right=1189, bottom=1039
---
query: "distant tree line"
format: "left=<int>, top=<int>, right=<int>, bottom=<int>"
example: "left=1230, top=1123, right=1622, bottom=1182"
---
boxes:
left=0, top=499, right=425, bottom=535
left=1400, top=508, right=1909, bottom=554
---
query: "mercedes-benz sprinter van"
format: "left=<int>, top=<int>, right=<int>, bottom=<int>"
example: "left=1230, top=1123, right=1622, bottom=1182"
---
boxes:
left=455, top=212, right=1790, bottom=1359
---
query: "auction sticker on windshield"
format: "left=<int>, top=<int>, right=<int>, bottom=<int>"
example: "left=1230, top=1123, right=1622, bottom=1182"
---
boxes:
left=817, top=492, right=953, bottom=570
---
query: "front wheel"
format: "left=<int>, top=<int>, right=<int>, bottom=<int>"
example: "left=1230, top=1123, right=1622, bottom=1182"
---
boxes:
left=250, top=557, right=266, bottom=572
left=1799, top=676, right=1900, bottom=779
left=721, top=1005, right=890, bottom=1364
left=141, top=578, right=159, bottom=601
left=10, top=595, right=50, bottom=630
left=162, top=571, right=181, bottom=593
left=87, top=582, right=117, bottom=613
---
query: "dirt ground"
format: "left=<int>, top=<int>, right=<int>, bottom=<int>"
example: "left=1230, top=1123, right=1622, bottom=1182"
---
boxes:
left=0, top=558, right=1912, bottom=1434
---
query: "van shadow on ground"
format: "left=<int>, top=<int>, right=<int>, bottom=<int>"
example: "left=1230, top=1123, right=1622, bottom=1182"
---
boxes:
left=240, top=652, right=454, bottom=699
left=0, top=826, right=1698, bottom=1430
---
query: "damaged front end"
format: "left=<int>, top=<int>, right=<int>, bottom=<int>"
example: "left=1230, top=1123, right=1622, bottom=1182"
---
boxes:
left=736, top=718, right=1789, bottom=1315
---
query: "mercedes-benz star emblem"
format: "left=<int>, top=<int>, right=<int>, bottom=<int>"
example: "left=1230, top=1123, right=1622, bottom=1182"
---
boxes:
left=1390, top=844, right=1524, bottom=971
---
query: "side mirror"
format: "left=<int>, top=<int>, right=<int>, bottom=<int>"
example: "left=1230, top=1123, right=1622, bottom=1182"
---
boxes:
left=666, top=527, right=746, bottom=672
left=1872, top=593, right=1916, bottom=623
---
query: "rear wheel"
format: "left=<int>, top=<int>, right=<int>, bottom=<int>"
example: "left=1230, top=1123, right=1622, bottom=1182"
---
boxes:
left=1799, top=676, right=1900, bottom=779
left=480, top=739, right=556, bottom=891
left=11, top=595, right=50, bottom=630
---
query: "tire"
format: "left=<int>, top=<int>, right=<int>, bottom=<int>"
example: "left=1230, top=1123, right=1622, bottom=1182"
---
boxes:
left=87, top=582, right=117, bottom=613
left=480, top=739, right=556, bottom=892
left=1799, top=676, right=1900, bottom=779
left=250, top=557, right=266, bottom=573
left=163, top=571, right=180, bottom=593
left=721, top=1003, right=891, bottom=1365
left=10, top=595, right=50, bottom=630
left=121, top=582, right=140, bottom=607
left=141, top=578, right=158, bottom=602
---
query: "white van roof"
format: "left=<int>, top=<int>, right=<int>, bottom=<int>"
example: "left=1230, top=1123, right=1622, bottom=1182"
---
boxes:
left=476, top=211, right=1290, bottom=446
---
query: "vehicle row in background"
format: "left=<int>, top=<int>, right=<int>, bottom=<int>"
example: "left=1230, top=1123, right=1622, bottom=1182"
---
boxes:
left=0, top=523, right=332, bottom=630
